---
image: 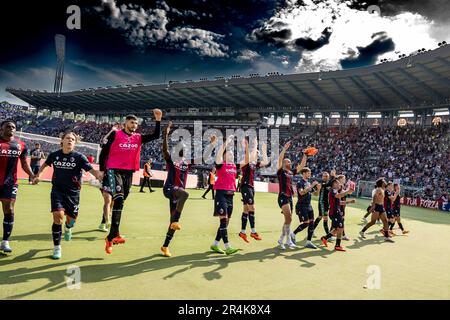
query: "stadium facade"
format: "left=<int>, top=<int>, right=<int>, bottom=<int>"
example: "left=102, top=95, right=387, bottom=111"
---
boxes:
left=6, top=44, right=450, bottom=123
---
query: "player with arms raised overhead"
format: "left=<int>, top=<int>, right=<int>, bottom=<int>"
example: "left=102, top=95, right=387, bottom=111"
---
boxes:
left=160, top=121, right=190, bottom=257
left=238, top=137, right=269, bottom=243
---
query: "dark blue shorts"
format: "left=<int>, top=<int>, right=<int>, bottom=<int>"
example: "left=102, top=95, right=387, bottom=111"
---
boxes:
left=163, top=186, right=179, bottom=213
left=240, top=184, right=255, bottom=205
left=0, top=184, right=18, bottom=201
left=331, top=211, right=345, bottom=229
left=393, top=208, right=400, bottom=217
left=278, top=194, right=293, bottom=210
left=386, top=210, right=395, bottom=219
left=214, top=190, right=234, bottom=217
left=296, top=205, right=314, bottom=221
left=51, top=189, right=80, bottom=218
left=374, top=204, right=385, bottom=214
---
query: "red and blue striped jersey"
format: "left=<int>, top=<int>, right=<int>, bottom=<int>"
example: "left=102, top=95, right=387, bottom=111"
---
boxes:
left=0, top=137, right=27, bottom=187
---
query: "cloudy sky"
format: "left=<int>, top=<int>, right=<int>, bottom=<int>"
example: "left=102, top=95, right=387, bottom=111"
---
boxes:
left=1, top=0, right=450, bottom=104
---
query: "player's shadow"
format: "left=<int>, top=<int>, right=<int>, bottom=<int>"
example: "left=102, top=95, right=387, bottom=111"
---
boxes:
left=9, top=232, right=98, bottom=242
left=346, top=235, right=394, bottom=250
left=0, top=249, right=49, bottom=264
left=2, top=247, right=284, bottom=299
left=283, top=246, right=335, bottom=268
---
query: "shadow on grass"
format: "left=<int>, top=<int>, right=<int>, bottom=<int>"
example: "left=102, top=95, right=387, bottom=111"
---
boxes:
left=1, top=246, right=306, bottom=299
left=8, top=231, right=102, bottom=243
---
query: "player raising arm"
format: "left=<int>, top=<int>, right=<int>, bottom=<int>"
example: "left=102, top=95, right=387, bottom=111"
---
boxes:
left=210, top=134, right=239, bottom=255
left=276, top=141, right=308, bottom=250
left=238, top=137, right=269, bottom=243
left=160, top=121, right=190, bottom=257
left=99, top=109, right=162, bottom=254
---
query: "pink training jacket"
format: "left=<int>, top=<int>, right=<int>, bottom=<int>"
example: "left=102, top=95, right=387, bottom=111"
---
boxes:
left=106, top=130, right=142, bottom=172
left=214, top=162, right=237, bottom=191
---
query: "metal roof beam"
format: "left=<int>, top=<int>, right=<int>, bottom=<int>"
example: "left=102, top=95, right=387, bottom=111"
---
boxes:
left=308, top=79, right=339, bottom=109
left=331, top=78, right=358, bottom=107
left=248, top=83, right=287, bottom=107
left=285, top=81, right=320, bottom=106
left=375, top=71, right=415, bottom=105
left=396, top=68, right=443, bottom=101
left=265, top=82, right=302, bottom=107
left=349, top=76, right=383, bottom=107
left=228, top=85, right=272, bottom=108
left=417, top=60, right=450, bottom=86
left=199, top=86, right=245, bottom=108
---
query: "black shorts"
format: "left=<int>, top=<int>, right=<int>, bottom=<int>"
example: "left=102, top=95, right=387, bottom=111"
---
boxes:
left=101, top=169, right=133, bottom=200
left=296, top=205, right=314, bottom=221
left=278, top=194, right=293, bottom=210
left=393, top=208, right=401, bottom=217
left=318, top=200, right=329, bottom=217
left=240, top=184, right=255, bottom=205
left=163, top=186, right=179, bottom=213
left=31, top=165, right=40, bottom=175
left=386, top=210, right=395, bottom=219
left=0, top=184, right=18, bottom=201
left=374, top=204, right=385, bottom=214
left=51, top=189, right=80, bottom=218
left=331, top=211, right=345, bottom=229
left=214, top=190, right=234, bottom=217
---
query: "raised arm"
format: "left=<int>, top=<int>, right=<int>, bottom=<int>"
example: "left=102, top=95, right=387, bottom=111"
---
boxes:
left=296, top=153, right=308, bottom=173
left=299, top=180, right=319, bottom=196
left=259, top=142, right=270, bottom=168
left=277, top=141, right=291, bottom=170
left=215, top=135, right=234, bottom=165
left=142, top=109, right=162, bottom=143
left=312, top=182, right=321, bottom=196
left=336, top=188, right=353, bottom=199
left=162, top=121, right=172, bottom=162
left=240, top=138, right=249, bottom=168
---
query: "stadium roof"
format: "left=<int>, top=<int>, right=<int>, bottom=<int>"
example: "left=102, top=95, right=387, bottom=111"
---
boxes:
left=6, top=45, right=450, bottom=115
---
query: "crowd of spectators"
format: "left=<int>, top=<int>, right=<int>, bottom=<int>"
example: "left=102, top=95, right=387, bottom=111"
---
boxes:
left=1, top=103, right=448, bottom=200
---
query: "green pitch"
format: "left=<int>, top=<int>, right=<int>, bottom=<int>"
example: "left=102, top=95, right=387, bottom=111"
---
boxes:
left=1, top=181, right=449, bottom=300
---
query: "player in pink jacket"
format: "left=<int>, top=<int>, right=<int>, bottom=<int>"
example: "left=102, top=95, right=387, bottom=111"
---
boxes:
left=98, top=109, right=162, bottom=254
left=210, top=135, right=239, bottom=255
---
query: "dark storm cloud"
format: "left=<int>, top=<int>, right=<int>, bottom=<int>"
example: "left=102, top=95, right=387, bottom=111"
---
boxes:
left=248, top=27, right=292, bottom=47
left=294, top=27, right=332, bottom=51
left=340, top=32, right=395, bottom=69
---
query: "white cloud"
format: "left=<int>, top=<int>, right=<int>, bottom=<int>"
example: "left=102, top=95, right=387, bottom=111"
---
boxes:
left=97, top=0, right=228, bottom=58
left=235, top=49, right=261, bottom=63
left=248, top=0, right=449, bottom=72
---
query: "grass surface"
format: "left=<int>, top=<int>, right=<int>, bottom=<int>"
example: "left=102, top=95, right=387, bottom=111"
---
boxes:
left=1, top=181, right=449, bottom=300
